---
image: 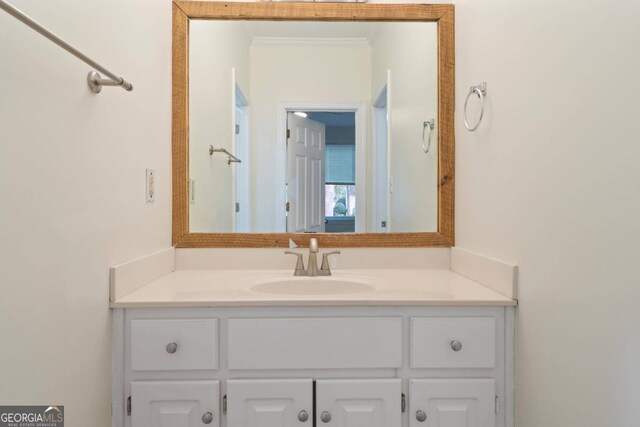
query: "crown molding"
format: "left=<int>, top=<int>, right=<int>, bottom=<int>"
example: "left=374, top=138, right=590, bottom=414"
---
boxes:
left=252, top=36, right=371, bottom=48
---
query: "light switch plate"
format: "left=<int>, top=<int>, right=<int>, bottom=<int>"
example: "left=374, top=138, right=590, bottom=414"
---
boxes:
left=146, top=169, right=155, bottom=203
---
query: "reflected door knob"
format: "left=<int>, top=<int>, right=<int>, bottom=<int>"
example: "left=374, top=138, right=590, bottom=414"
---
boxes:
left=320, top=411, right=332, bottom=423
left=298, top=410, right=309, bottom=422
left=202, top=411, right=213, bottom=424
left=166, top=342, right=178, bottom=354
left=416, top=410, right=427, bottom=422
left=450, top=340, right=463, bottom=352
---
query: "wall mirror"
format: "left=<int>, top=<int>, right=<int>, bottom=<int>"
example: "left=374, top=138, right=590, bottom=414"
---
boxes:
left=173, top=2, right=454, bottom=247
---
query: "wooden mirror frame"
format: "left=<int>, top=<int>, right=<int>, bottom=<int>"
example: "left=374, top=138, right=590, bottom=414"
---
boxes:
left=173, top=1, right=454, bottom=248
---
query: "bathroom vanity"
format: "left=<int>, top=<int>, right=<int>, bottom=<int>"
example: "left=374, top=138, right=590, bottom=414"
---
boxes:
left=111, top=258, right=516, bottom=427
left=115, top=306, right=512, bottom=427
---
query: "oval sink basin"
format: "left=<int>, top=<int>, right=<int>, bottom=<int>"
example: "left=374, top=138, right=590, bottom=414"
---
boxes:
left=251, top=277, right=375, bottom=296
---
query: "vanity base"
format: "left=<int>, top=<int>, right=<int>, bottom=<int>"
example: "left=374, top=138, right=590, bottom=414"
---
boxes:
left=113, top=305, right=514, bottom=427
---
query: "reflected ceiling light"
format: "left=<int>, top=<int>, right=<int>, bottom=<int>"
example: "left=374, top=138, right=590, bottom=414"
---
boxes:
left=293, top=111, right=308, bottom=118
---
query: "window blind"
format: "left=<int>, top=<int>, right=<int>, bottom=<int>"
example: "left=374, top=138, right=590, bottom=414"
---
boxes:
left=326, top=145, right=355, bottom=184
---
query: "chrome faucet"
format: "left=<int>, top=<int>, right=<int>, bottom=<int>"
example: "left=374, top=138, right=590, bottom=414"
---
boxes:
left=285, top=238, right=341, bottom=276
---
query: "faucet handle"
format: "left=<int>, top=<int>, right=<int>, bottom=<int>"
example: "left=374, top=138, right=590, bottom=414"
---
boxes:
left=284, top=251, right=305, bottom=275
left=309, top=238, right=319, bottom=253
left=320, top=250, right=341, bottom=273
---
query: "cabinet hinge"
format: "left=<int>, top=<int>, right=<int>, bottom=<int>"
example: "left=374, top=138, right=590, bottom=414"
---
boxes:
left=126, top=396, right=131, bottom=416
left=286, top=202, right=290, bottom=212
left=495, top=395, right=499, bottom=414
left=401, top=393, right=406, bottom=413
left=223, top=395, right=227, bottom=415
left=235, top=124, right=240, bottom=135
left=286, top=129, right=290, bottom=139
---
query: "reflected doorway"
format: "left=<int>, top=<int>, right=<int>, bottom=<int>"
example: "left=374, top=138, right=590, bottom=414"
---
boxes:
left=285, top=110, right=359, bottom=233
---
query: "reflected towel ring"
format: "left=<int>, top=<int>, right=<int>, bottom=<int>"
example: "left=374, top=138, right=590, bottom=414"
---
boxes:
left=464, top=82, right=487, bottom=132
left=422, top=119, right=435, bottom=154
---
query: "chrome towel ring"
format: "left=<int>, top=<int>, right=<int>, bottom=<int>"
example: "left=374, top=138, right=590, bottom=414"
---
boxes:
left=464, top=82, right=487, bottom=132
left=422, top=119, right=435, bottom=154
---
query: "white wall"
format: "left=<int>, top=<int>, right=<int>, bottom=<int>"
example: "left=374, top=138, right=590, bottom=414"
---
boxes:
left=371, top=23, right=438, bottom=232
left=189, top=21, right=250, bottom=232
left=454, top=0, right=640, bottom=425
left=6, top=1, right=639, bottom=426
left=249, top=43, right=372, bottom=232
left=0, top=0, right=171, bottom=426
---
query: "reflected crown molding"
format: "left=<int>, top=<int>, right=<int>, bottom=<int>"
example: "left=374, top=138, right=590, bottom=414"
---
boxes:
left=251, top=36, right=371, bottom=48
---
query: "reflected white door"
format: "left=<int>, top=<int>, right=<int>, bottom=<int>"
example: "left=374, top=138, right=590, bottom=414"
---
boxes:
left=227, top=379, right=313, bottom=427
left=286, top=113, right=326, bottom=233
left=410, top=379, right=495, bottom=427
left=131, top=380, right=219, bottom=427
left=316, top=379, right=401, bottom=427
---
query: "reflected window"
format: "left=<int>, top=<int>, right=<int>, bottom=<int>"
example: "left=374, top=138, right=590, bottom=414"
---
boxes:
left=325, top=184, right=356, bottom=217
left=325, top=143, right=356, bottom=219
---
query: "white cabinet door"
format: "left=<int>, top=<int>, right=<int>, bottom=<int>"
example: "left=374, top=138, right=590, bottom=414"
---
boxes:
left=410, top=379, right=495, bottom=427
left=316, top=379, right=401, bottom=427
left=227, top=379, right=313, bottom=427
left=131, top=380, right=219, bottom=427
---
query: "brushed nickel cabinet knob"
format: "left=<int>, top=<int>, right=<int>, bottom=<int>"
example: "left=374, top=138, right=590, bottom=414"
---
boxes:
left=416, top=410, right=427, bottom=422
left=166, top=342, right=178, bottom=354
left=320, top=411, right=332, bottom=423
left=201, top=411, right=213, bottom=424
left=450, top=340, right=463, bottom=351
left=298, top=410, right=309, bottom=422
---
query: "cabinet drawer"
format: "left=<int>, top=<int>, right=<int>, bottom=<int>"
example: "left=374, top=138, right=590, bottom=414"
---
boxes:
left=410, top=317, right=496, bottom=368
left=130, top=319, right=218, bottom=371
left=228, top=317, right=402, bottom=370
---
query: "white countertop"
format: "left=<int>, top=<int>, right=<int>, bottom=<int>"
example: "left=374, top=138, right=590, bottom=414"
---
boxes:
left=110, top=268, right=517, bottom=308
